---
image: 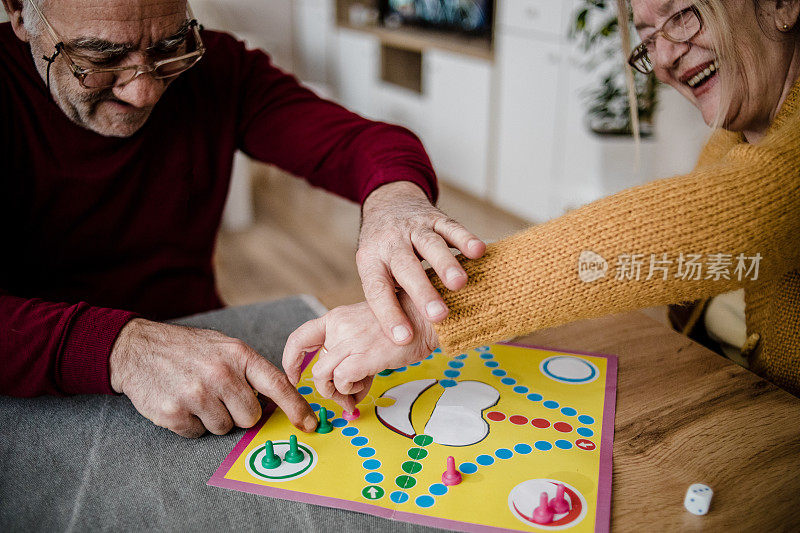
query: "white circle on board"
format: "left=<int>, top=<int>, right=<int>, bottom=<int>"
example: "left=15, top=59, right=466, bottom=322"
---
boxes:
left=540, top=356, right=599, bottom=384
left=245, top=440, right=318, bottom=482
left=508, top=479, right=587, bottom=530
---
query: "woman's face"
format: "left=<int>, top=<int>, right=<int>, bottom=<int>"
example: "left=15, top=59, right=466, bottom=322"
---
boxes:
left=631, top=0, right=799, bottom=133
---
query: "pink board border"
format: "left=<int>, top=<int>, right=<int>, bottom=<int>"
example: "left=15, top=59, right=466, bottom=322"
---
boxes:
left=208, top=343, right=618, bottom=533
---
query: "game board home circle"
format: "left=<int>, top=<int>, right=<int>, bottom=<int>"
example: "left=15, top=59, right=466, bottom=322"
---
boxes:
left=245, top=441, right=317, bottom=482
left=407, top=448, right=428, bottom=460
left=402, top=461, right=423, bottom=474
left=413, top=434, right=433, bottom=446
left=395, top=475, right=417, bottom=489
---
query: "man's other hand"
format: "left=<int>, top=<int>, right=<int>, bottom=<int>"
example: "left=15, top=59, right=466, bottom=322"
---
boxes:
left=358, top=181, right=486, bottom=346
left=109, top=319, right=318, bottom=438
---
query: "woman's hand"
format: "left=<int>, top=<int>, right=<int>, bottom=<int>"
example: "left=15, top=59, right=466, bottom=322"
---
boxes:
left=282, top=292, right=439, bottom=412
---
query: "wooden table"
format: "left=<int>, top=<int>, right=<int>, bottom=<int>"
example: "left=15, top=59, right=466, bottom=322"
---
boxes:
left=509, top=310, right=800, bottom=531
left=321, top=287, right=800, bottom=530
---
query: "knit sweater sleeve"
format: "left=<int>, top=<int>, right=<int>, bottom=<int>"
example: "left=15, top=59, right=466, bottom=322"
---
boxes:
left=431, top=88, right=800, bottom=355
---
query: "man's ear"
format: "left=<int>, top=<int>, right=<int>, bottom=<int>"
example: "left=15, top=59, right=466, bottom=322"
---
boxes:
left=775, top=0, right=800, bottom=32
left=2, top=0, right=31, bottom=42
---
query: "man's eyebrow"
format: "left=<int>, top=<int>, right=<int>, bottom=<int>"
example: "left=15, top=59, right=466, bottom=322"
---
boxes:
left=148, top=20, right=192, bottom=50
left=65, top=20, right=192, bottom=55
left=66, top=38, right=133, bottom=55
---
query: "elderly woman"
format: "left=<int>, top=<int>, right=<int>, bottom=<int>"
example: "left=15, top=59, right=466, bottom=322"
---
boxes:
left=284, top=0, right=800, bottom=406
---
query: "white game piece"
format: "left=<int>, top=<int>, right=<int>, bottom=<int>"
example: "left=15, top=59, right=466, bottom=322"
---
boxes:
left=684, top=483, right=713, bottom=515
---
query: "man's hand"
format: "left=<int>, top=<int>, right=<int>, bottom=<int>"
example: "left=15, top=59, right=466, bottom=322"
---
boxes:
left=110, top=319, right=318, bottom=438
left=358, top=181, right=485, bottom=345
left=282, top=293, right=438, bottom=412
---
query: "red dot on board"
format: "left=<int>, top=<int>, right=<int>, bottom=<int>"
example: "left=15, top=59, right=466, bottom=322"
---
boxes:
left=531, top=418, right=550, bottom=429
left=487, top=411, right=506, bottom=422
left=553, top=422, right=573, bottom=433
left=509, top=415, right=529, bottom=425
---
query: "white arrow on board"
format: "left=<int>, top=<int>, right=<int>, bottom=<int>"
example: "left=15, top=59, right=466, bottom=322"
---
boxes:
left=366, top=487, right=379, bottom=498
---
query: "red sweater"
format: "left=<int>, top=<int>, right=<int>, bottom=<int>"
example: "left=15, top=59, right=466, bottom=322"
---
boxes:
left=0, top=24, right=437, bottom=397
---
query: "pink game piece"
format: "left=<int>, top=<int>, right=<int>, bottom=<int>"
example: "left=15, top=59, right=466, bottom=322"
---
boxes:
left=549, top=483, right=570, bottom=514
left=441, top=456, right=462, bottom=486
left=532, top=492, right=554, bottom=524
left=343, top=408, right=360, bottom=421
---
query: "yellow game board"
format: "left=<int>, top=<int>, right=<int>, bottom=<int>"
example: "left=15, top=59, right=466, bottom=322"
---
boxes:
left=209, top=343, right=617, bottom=532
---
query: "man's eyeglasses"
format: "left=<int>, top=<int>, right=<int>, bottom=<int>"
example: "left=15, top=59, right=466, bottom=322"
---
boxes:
left=628, top=5, right=703, bottom=74
left=28, top=1, right=205, bottom=90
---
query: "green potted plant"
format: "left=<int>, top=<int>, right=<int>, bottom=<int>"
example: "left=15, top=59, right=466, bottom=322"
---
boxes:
left=570, top=0, right=659, bottom=136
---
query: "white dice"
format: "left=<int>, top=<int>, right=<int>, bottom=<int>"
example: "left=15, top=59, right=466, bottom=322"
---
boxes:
left=684, top=483, right=713, bottom=515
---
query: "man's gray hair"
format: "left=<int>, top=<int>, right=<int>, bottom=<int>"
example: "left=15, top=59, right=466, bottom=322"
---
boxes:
left=21, top=0, right=48, bottom=38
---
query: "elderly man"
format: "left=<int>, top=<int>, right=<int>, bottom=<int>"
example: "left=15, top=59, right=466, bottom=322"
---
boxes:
left=0, top=0, right=485, bottom=437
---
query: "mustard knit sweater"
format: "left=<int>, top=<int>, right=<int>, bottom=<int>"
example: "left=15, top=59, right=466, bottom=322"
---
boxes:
left=431, top=80, right=800, bottom=397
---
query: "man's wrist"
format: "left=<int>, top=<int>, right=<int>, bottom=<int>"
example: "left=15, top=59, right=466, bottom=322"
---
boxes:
left=362, top=181, right=430, bottom=214
left=109, top=318, right=145, bottom=394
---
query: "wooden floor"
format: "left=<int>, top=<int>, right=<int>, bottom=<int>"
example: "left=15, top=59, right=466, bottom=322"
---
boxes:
left=213, top=164, right=531, bottom=309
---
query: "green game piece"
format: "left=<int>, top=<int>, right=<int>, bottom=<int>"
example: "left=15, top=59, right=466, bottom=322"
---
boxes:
left=261, top=440, right=281, bottom=469
left=316, top=406, right=332, bottom=434
left=378, top=369, right=394, bottom=376
left=284, top=435, right=304, bottom=463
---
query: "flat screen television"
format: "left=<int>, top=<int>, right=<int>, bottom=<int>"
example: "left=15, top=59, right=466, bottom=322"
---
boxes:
left=379, top=0, right=494, bottom=35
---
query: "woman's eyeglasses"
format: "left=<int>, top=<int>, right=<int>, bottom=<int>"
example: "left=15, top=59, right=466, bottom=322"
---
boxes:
left=628, top=5, right=703, bottom=74
left=28, top=1, right=205, bottom=91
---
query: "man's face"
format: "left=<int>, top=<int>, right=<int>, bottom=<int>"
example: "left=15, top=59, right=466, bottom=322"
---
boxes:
left=27, top=0, right=188, bottom=138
